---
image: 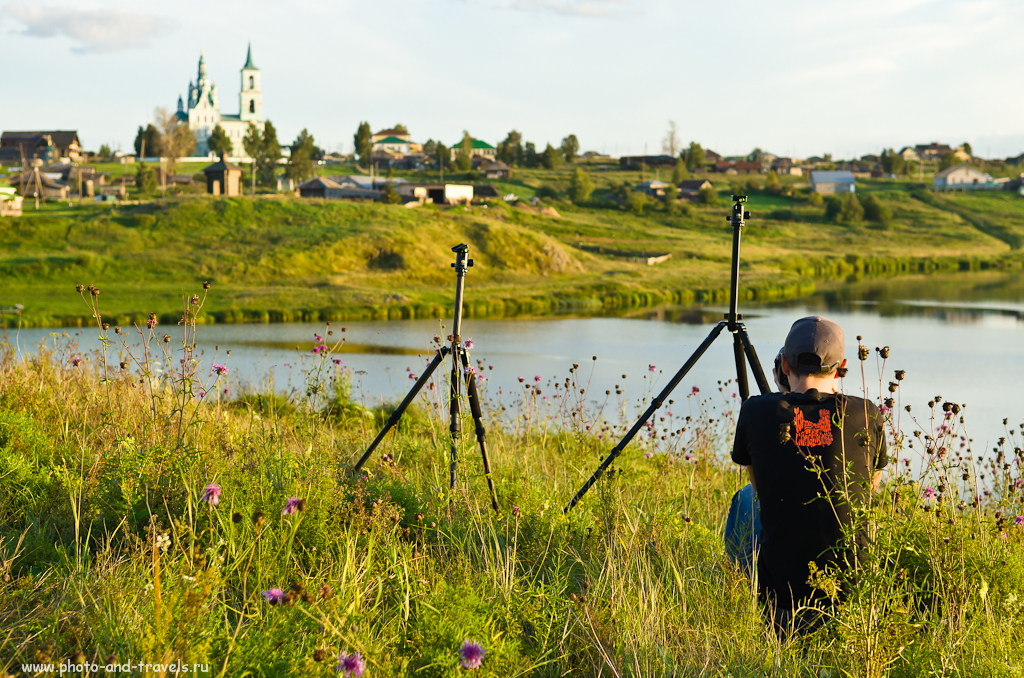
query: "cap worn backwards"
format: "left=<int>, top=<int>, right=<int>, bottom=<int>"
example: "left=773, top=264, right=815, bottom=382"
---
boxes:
left=783, top=316, right=844, bottom=374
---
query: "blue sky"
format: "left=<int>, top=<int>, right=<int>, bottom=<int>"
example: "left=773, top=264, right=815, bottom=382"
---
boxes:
left=2, top=0, right=1023, bottom=159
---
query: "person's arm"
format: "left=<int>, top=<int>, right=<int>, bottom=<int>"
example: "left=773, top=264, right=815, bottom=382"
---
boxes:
left=872, top=470, right=882, bottom=492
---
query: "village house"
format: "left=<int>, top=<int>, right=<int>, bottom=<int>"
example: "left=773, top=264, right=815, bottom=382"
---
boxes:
left=635, top=180, right=671, bottom=197
left=449, top=138, right=497, bottom=162
left=809, top=170, right=856, bottom=195
left=0, top=131, right=82, bottom=164
left=478, top=159, right=512, bottom=179
left=677, top=179, right=714, bottom=199
left=933, top=164, right=993, bottom=191
left=770, top=158, right=803, bottom=176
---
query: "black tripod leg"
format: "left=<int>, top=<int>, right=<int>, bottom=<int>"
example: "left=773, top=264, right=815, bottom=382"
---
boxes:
left=449, top=354, right=461, bottom=493
left=732, top=330, right=750, bottom=401
left=352, top=348, right=449, bottom=473
left=461, top=353, right=500, bottom=513
left=564, top=321, right=728, bottom=513
left=737, top=324, right=772, bottom=395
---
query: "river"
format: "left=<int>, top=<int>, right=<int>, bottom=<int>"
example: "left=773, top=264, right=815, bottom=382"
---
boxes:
left=6, top=272, right=1023, bottom=453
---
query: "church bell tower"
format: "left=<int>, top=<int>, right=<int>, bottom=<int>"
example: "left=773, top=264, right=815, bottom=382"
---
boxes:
left=240, top=43, right=263, bottom=122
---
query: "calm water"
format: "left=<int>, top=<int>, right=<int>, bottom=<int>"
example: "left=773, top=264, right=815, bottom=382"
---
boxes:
left=7, top=273, right=1024, bottom=452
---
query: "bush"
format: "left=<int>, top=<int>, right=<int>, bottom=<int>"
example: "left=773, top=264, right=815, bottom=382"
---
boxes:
left=380, top=183, right=402, bottom=204
left=627, top=191, right=649, bottom=215
left=536, top=185, right=559, bottom=200
left=135, top=163, right=157, bottom=193
left=696, top=185, right=720, bottom=206
left=567, top=168, right=594, bottom=204
left=826, top=193, right=864, bottom=223
left=809, top=191, right=824, bottom=206
left=767, top=208, right=797, bottom=221
left=861, top=194, right=893, bottom=223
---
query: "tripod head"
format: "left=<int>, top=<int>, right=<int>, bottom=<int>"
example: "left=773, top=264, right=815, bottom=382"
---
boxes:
left=451, top=243, right=474, bottom=274
left=726, top=195, right=751, bottom=227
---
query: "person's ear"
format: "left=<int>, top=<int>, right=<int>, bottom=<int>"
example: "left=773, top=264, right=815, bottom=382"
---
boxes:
left=835, top=358, right=848, bottom=379
left=780, top=354, right=792, bottom=376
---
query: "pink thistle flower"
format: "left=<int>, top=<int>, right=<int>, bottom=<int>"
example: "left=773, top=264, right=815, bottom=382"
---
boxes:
left=463, top=338, right=474, bottom=350
left=429, top=382, right=436, bottom=391
left=517, top=376, right=524, bottom=383
left=409, top=373, right=417, bottom=380
left=198, top=391, right=206, bottom=399
left=71, top=356, right=82, bottom=367
left=923, top=487, right=936, bottom=500
left=648, top=364, right=656, bottom=372
left=534, top=375, right=541, bottom=383
left=1011, top=515, right=1024, bottom=526
left=337, top=652, right=365, bottom=677
left=223, top=388, right=230, bottom=395
left=212, top=363, right=229, bottom=376
left=201, top=483, right=221, bottom=506
left=644, top=452, right=654, bottom=459
left=333, top=358, right=342, bottom=365
left=282, top=497, right=304, bottom=515
left=262, top=588, right=284, bottom=605
left=690, top=386, right=699, bottom=395
left=459, top=641, right=486, bottom=670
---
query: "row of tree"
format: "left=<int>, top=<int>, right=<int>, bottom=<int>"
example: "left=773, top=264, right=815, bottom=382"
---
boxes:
left=494, top=131, right=579, bottom=169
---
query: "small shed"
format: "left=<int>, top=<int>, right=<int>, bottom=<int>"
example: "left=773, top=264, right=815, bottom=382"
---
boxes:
left=810, top=170, right=856, bottom=195
left=479, top=160, right=512, bottom=179
left=296, top=176, right=345, bottom=198
left=202, top=159, right=242, bottom=196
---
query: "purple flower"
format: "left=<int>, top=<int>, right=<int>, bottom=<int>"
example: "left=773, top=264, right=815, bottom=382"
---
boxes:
left=644, top=452, right=654, bottom=459
left=337, top=652, right=365, bottom=677
left=459, top=641, right=486, bottom=670
left=512, top=505, right=521, bottom=517
left=262, top=588, right=284, bottom=605
left=71, top=356, right=82, bottom=367
left=282, top=497, right=304, bottom=515
left=333, top=358, right=342, bottom=365
left=534, top=375, right=541, bottom=383
left=201, top=483, right=221, bottom=506
left=517, top=376, right=524, bottom=383
left=223, top=388, right=230, bottom=395
left=464, top=338, right=474, bottom=350
left=409, top=373, right=417, bottom=380
left=690, top=386, right=699, bottom=395
left=212, top=363, right=229, bottom=376
left=1015, top=515, right=1024, bottom=527
left=923, top=487, right=936, bottom=500
left=648, top=364, right=656, bottom=372
left=198, top=391, right=206, bottom=399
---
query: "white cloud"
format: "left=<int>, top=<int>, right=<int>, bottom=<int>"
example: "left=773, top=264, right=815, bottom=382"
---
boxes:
left=5, top=4, right=175, bottom=54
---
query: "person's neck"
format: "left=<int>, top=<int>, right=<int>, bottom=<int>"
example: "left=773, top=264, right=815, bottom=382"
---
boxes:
left=788, top=374, right=839, bottom=395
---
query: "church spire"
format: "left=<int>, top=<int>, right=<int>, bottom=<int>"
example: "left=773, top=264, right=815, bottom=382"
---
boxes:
left=242, top=42, right=257, bottom=70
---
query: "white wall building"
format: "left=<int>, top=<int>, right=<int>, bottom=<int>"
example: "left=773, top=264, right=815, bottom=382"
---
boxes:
left=934, top=165, right=993, bottom=190
left=176, top=44, right=264, bottom=158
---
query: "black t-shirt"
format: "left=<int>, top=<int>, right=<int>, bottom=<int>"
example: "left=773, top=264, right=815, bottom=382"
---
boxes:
left=731, top=389, right=888, bottom=610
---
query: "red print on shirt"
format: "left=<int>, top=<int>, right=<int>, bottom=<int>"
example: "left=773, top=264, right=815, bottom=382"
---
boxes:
left=793, top=408, right=833, bottom=447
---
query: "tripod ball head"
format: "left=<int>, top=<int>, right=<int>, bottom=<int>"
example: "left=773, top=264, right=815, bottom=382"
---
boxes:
left=451, top=243, right=474, bottom=270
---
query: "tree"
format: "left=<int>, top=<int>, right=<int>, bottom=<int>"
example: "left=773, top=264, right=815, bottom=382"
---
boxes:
left=861, top=194, right=892, bottom=223
left=380, top=182, right=402, bottom=204
left=435, top=142, right=449, bottom=171
left=685, top=141, right=706, bottom=171
left=354, top=121, right=372, bottom=167
left=663, top=182, right=680, bottom=214
left=824, top=196, right=842, bottom=220
left=243, top=123, right=264, bottom=192
left=765, top=170, right=781, bottom=194
left=523, top=142, right=539, bottom=168
left=257, top=121, right=282, bottom=186
left=292, top=129, right=323, bottom=160
left=207, top=125, right=232, bottom=159
left=456, top=131, right=473, bottom=172
left=962, top=142, right=973, bottom=157
left=393, top=124, right=409, bottom=135
left=541, top=143, right=561, bottom=170
left=627, top=191, right=649, bottom=215
left=497, top=130, right=523, bottom=166
left=153, top=107, right=196, bottom=175
left=134, top=124, right=163, bottom=157
left=809, top=191, right=823, bottom=206
left=560, top=134, right=579, bottom=163
left=939, top=152, right=960, bottom=170
left=135, top=162, right=157, bottom=193
left=98, top=144, right=112, bottom=158
left=828, top=193, right=863, bottom=222
left=567, top=167, right=594, bottom=204
left=286, top=129, right=316, bottom=181
left=423, top=139, right=437, bottom=158
left=880, top=149, right=906, bottom=175
left=672, top=157, right=690, bottom=184
left=662, top=121, right=680, bottom=156
left=747, top=148, right=765, bottom=163
left=697, top=185, right=719, bottom=205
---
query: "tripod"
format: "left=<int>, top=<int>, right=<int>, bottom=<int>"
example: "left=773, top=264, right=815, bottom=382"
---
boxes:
left=564, top=195, right=773, bottom=513
left=351, top=244, right=500, bottom=513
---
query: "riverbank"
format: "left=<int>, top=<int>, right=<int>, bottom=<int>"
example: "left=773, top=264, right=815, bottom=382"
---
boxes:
left=2, top=186, right=1023, bottom=328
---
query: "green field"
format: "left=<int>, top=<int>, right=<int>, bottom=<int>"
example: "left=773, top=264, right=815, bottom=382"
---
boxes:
left=3, top=164, right=1024, bottom=327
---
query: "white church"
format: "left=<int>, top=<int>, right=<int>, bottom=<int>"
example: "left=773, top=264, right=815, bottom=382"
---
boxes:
left=176, top=44, right=264, bottom=158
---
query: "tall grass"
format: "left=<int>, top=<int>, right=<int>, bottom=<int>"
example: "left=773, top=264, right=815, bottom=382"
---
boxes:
left=0, top=287, right=1021, bottom=676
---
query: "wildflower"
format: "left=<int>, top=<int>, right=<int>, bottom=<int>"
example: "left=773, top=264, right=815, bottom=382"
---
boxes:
left=923, top=487, right=936, bottom=500
left=282, top=497, right=305, bottom=515
left=262, top=588, right=285, bottom=605
left=512, top=505, right=521, bottom=518
left=518, top=376, right=524, bottom=383
left=534, top=375, right=541, bottom=383
left=1014, top=515, right=1024, bottom=527
left=202, top=280, right=211, bottom=290
left=409, top=373, right=417, bottom=380
left=337, top=651, right=365, bottom=677
left=464, top=338, right=474, bottom=350
left=319, top=583, right=334, bottom=600
left=459, top=641, right=486, bottom=670
left=201, top=483, right=222, bottom=506
left=333, top=358, right=342, bottom=365
left=212, top=364, right=229, bottom=376
left=253, top=511, right=266, bottom=528
left=690, top=386, right=699, bottom=395
left=155, top=533, right=171, bottom=551
left=71, top=356, right=82, bottom=367
left=434, top=334, right=441, bottom=343
left=644, top=452, right=654, bottom=459
left=223, top=388, right=230, bottom=396
left=198, top=391, right=206, bottom=399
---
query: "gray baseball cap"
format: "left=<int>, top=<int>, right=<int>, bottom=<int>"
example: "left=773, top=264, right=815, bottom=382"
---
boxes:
left=784, top=316, right=845, bottom=374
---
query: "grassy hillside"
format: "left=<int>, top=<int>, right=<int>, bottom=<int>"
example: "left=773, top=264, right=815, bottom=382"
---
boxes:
left=2, top=167, right=1023, bottom=327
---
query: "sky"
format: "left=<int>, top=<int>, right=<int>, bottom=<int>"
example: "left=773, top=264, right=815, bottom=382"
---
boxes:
left=2, top=0, right=1024, bottom=160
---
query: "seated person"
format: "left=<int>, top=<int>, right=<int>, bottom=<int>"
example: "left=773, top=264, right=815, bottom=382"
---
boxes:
left=731, top=316, right=887, bottom=634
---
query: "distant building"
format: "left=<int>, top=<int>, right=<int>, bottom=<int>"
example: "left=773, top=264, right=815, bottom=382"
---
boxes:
left=202, top=159, right=242, bottom=195
left=934, top=164, right=993, bottom=190
left=896, top=147, right=920, bottom=162
left=914, top=142, right=953, bottom=160
left=810, top=170, right=856, bottom=194
left=372, top=136, right=413, bottom=156
left=733, top=161, right=762, bottom=174
left=0, top=131, right=82, bottom=163
left=677, top=179, right=714, bottom=199
left=179, top=45, right=264, bottom=158
left=713, top=160, right=737, bottom=174
left=0, top=186, right=22, bottom=217
left=619, top=155, right=675, bottom=170
left=372, top=128, right=410, bottom=143
left=479, top=159, right=512, bottom=179
left=771, top=158, right=802, bottom=176
left=704, top=149, right=723, bottom=163
left=635, top=180, right=671, bottom=197
left=449, top=138, right=496, bottom=161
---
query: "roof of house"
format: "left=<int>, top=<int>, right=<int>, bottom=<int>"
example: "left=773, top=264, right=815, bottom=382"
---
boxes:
left=374, top=128, right=408, bottom=137
left=678, top=179, right=713, bottom=190
left=373, top=136, right=410, bottom=145
left=0, top=131, right=81, bottom=148
left=203, top=159, right=242, bottom=173
left=810, top=170, right=856, bottom=183
left=734, top=161, right=762, bottom=170
left=297, top=176, right=343, bottom=189
left=451, top=138, right=495, bottom=150
left=481, top=160, right=511, bottom=171
left=934, top=164, right=990, bottom=179
left=636, top=180, right=670, bottom=189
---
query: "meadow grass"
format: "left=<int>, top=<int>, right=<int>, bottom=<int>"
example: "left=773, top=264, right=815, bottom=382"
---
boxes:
left=0, top=287, right=1022, bottom=677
